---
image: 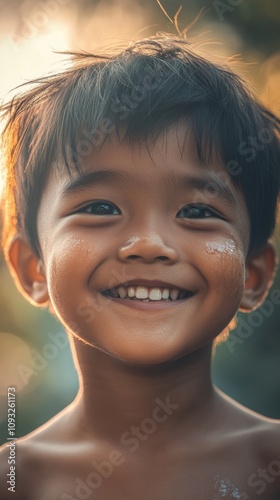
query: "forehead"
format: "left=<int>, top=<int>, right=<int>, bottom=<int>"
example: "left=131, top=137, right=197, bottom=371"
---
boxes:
left=51, top=122, right=231, bottom=185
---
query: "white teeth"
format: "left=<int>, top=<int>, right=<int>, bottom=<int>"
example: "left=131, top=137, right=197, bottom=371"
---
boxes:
left=170, top=289, right=179, bottom=301
left=149, top=288, right=162, bottom=301
left=114, top=285, right=185, bottom=301
left=118, top=286, right=127, bottom=299
left=128, top=286, right=136, bottom=298
left=135, top=287, right=149, bottom=299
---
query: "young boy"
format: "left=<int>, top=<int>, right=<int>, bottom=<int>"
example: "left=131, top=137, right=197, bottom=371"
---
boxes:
left=0, top=36, right=280, bottom=500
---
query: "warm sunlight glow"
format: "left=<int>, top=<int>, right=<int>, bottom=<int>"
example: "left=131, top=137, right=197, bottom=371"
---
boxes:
left=0, top=332, right=34, bottom=397
left=0, top=28, right=70, bottom=199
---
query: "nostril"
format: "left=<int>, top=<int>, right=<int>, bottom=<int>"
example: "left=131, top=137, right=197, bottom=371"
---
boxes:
left=117, top=238, right=179, bottom=263
left=127, top=255, right=170, bottom=261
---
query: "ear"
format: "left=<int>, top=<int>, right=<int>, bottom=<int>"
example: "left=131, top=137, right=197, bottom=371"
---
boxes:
left=239, top=242, right=277, bottom=312
left=7, top=235, right=49, bottom=307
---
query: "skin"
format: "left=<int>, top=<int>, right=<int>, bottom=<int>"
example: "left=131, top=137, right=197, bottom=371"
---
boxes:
left=0, top=123, right=279, bottom=500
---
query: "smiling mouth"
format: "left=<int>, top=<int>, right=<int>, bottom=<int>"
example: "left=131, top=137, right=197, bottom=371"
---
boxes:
left=101, top=285, right=194, bottom=302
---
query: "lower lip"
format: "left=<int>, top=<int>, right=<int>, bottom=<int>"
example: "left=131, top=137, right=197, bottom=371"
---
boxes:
left=102, top=296, right=192, bottom=310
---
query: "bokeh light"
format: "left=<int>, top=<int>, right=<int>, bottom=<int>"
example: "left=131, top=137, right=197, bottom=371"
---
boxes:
left=0, top=332, right=34, bottom=396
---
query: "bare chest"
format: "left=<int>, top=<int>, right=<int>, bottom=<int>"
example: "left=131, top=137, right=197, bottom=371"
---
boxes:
left=18, top=450, right=280, bottom=500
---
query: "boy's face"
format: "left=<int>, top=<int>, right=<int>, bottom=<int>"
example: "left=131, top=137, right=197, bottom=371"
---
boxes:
left=34, top=124, right=251, bottom=363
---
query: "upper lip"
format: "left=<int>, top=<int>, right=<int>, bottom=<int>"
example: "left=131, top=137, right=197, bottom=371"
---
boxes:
left=102, top=279, right=188, bottom=291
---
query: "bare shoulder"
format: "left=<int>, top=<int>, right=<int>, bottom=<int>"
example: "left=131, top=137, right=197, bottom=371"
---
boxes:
left=253, top=414, right=280, bottom=461
left=0, top=438, right=38, bottom=500
left=0, top=402, right=80, bottom=500
left=215, top=386, right=280, bottom=446
left=247, top=418, right=280, bottom=500
left=214, top=387, right=280, bottom=499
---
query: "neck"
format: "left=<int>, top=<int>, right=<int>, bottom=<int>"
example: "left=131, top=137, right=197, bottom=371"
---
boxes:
left=71, top=339, right=216, bottom=449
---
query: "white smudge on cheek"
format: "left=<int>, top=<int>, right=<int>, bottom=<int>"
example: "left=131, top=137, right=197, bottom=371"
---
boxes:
left=204, top=238, right=247, bottom=298
left=205, top=239, right=237, bottom=256
left=205, top=238, right=245, bottom=272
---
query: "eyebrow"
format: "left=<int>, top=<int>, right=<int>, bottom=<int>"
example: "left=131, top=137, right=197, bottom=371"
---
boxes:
left=59, top=169, right=237, bottom=207
left=181, top=175, right=237, bottom=207
left=59, top=170, right=127, bottom=197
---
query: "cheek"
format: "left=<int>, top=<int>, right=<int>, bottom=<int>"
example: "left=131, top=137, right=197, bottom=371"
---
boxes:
left=43, top=236, right=88, bottom=310
left=43, top=233, right=115, bottom=333
left=183, top=234, right=246, bottom=318
left=203, top=237, right=246, bottom=304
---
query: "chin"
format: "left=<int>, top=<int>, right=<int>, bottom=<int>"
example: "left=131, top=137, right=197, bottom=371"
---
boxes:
left=99, top=339, right=207, bottom=367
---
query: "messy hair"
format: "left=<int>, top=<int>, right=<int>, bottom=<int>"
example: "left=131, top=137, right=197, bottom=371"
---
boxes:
left=1, top=36, right=280, bottom=257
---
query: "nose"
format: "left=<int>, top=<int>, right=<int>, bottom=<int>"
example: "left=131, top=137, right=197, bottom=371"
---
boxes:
left=117, top=232, right=179, bottom=264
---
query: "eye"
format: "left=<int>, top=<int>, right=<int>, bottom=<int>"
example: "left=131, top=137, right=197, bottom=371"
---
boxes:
left=77, top=201, right=121, bottom=216
left=176, top=204, right=221, bottom=219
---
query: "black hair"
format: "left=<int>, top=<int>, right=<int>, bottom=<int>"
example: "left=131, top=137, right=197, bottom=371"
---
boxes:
left=1, top=36, right=280, bottom=257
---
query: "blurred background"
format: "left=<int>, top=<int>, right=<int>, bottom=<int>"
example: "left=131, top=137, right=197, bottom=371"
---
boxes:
left=0, top=0, right=280, bottom=445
